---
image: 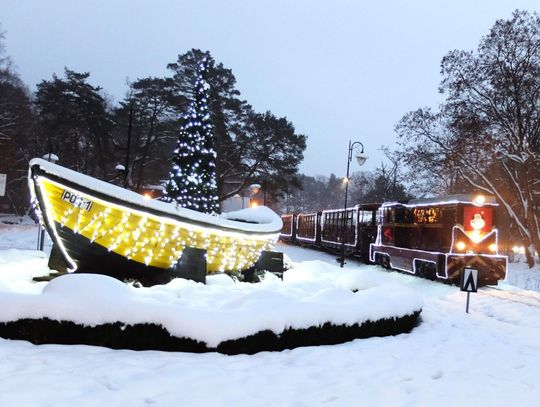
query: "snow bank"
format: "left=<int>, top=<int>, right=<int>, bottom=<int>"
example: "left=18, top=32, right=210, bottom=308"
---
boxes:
left=0, top=261, right=421, bottom=348
left=220, top=205, right=282, bottom=227
left=503, top=261, right=540, bottom=292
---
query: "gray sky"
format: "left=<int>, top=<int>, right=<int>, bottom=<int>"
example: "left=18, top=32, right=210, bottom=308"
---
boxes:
left=1, top=0, right=539, bottom=177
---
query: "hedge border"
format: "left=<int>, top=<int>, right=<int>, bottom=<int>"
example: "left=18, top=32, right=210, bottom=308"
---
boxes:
left=0, top=310, right=421, bottom=355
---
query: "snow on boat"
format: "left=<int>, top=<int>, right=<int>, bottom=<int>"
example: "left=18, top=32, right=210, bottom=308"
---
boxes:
left=28, top=158, right=282, bottom=284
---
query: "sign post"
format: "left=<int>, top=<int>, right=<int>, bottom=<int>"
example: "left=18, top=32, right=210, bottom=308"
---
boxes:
left=0, top=174, right=6, bottom=197
left=460, top=268, right=479, bottom=313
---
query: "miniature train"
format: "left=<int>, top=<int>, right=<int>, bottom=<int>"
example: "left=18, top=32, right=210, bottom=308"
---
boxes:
left=279, top=194, right=507, bottom=286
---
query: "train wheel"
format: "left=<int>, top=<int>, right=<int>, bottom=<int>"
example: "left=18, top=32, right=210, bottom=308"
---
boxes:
left=414, top=260, right=437, bottom=280
left=377, top=254, right=391, bottom=269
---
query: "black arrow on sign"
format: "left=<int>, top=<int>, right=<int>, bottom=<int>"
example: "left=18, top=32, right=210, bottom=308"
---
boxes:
left=463, top=272, right=477, bottom=292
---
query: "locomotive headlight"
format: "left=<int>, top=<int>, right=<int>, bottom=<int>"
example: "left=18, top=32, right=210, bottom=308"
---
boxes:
left=456, top=241, right=466, bottom=251
left=469, top=230, right=482, bottom=243
left=474, top=194, right=486, bottom=206
left=489, top=243, right=497, bottom=253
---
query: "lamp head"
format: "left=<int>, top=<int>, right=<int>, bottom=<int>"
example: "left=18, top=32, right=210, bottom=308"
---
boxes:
left=42, top=153, right=59, bottom=163
left=355, top=152, right=368, bottom=167
left=249, top=183, right=261, bottom=194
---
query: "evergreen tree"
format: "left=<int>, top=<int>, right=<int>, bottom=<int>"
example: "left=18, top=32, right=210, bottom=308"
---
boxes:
left=167, top=50, right=306, bottom=203
left=0, top=27, right=39, bottom=214
left=112, top=77, right=184, bottom=190
left=35, top=68, right=113, bottom=178
left=396, top=10, right=540, bottom=266
left=163, top=58, right=219, bottom=214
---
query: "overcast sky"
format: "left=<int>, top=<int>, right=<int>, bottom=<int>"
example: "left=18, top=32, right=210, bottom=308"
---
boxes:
left=1, top=0, right=539, bottom=177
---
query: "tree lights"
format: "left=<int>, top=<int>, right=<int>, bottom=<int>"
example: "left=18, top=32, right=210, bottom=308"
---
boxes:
left=162, top=57, right=220, bottom=215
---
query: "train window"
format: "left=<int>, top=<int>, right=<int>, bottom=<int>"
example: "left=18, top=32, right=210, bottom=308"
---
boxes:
left=352, top=210, right=358, bottom=225
left=413, top=206, right=442, bottom=224
left=442, top=207, right=456, bottom=226
left=395, top=206, right=410, bottom=223
left=441, top=207, right=456, bottom=250
left=322, top=212, right=338, bottom=241
left=298, top=214, right=316, bottom=239
left=281, top=215, right=293, bottom=235
left=383, top=208, right=395, bottom=224
left=360, top=210, right=376, bottom=226
left=321, top=210, right=356, bottom=244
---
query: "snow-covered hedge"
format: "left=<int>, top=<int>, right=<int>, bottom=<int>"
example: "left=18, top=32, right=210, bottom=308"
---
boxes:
left=0, top=261, right=422, bottom=354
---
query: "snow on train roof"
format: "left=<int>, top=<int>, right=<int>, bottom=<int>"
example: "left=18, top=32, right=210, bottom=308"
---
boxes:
left=29, top=158, right=282, bottom=234
left=383, top=193, right=498, bottom=208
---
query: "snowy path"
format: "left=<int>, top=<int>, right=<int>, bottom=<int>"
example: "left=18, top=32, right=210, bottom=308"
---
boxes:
left=0, top=234, right=540, bottom=405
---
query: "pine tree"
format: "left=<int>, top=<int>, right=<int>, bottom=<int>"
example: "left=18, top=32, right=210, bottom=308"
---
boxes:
left=167, top=50, right=306, bottom=204
left=163, top=58, right=219, bottom=215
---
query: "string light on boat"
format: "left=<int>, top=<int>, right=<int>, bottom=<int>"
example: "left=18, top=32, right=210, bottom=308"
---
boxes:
left=35, top=176, right=278, bottom=273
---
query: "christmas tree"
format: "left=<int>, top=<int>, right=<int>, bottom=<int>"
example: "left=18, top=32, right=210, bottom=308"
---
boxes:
left=162, top=58, right=220, bottom=215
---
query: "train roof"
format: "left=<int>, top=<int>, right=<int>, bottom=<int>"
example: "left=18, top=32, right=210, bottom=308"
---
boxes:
left=383, top=193, right=498, bottom=207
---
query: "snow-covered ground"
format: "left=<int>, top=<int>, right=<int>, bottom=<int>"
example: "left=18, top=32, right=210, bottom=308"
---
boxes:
left=1, top=224, right=540, bottom=406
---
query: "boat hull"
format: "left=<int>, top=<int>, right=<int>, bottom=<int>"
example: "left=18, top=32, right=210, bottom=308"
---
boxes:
left=51, top=221, right=173, bottom=285
left=29, top=160, right=280, bottom=284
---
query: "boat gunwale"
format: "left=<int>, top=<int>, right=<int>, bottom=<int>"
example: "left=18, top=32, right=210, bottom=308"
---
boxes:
left=30, top=163, right=281, bottom=237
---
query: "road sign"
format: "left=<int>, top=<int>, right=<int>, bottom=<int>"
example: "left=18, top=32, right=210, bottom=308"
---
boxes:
left=461, top=268, right=478, bottom=314
left=0, top=174, right=6, bottom=197
left=461, top=268, right=478, bottom=292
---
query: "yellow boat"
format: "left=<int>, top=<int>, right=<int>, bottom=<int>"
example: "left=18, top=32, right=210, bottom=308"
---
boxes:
left=29, top=158, right=281, bottom=285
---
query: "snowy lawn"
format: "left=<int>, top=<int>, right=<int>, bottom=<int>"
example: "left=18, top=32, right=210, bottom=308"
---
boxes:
left=1, top=225, right=540, bottom=405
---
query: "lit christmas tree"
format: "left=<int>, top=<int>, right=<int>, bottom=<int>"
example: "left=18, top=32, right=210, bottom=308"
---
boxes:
left=162, top=58, right=220, bottom=215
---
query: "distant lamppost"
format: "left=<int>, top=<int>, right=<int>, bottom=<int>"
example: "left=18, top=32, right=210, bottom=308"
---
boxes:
left=262, top=175, right=268, bottom=206
left=338, top=140, right=368, bottom=267
left=249, top=183, right=261, bottom=207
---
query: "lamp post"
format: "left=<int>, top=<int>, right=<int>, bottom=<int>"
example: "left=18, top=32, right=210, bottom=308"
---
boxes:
left=248, top=183, right=261, bottom=207
left=338, top=140, right=368, bottom=267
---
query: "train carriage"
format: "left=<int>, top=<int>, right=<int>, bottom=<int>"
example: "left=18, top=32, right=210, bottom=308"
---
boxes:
left=320, top=207, right=358, bottom=253
left=318, top=204, right=379, bottom=262
left=279, top=213, right=296, bottom=243
left=295, top=212, right=320, bottom=246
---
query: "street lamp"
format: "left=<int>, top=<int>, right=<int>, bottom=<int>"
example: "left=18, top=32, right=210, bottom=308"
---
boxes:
left=338, top=140, right=368, bottom=267
left=42, top=153, right=59, bottom=163
left=249, top=183, right=261, bottom=207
